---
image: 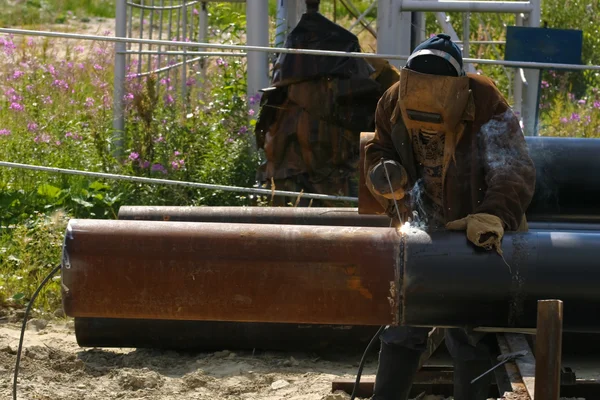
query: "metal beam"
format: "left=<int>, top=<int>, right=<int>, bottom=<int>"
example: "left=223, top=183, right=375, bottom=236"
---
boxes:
left=399, top=0, right=534, bottom=13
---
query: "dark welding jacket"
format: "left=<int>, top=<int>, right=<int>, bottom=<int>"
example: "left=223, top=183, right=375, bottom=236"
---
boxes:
left=254, top=12, right=400, bottom=189
left=365, top=74, right=535, bottom=231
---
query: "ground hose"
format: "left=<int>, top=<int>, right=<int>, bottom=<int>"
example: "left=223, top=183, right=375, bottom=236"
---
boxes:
left=12, top=264, right=62, bottom=400
left=350, top=325, right=385, bottom=400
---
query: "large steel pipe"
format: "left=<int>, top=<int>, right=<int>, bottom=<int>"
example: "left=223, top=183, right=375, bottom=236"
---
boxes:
left=62, top=219, right=400, bottom=325
left=401, top=228, right=600, bottom=331
left=63, top=219, right=600, bottom=332
left=118, top=206, right=391, bottom=227
left=526, top=137, right=600, bottom=222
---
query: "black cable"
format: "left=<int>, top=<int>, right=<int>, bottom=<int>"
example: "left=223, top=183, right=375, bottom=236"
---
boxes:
left=350, top=325, right=385, bottom=400
left=13, top=264, right=62, bottom=400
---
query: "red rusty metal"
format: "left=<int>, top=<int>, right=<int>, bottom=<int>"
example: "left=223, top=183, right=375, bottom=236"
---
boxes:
left=118, top=206, right=391, bottom=226
left=62, top=219, right=401, bottom=325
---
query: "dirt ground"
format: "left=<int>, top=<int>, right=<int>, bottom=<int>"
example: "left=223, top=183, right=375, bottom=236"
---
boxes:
left=0, top=318, right=422, bottom=400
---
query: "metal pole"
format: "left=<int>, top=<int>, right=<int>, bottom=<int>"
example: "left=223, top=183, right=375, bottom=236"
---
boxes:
left=399, top=0, right=534, bottom=13
left=181, top=0, right=188, bottom=103
left=377, top=0, right=411, bottom=69
left=198, top=2, right=208, bottom=91
left=275, top=0, right=287, bottom=48
left=137, top=0, right=145, bottom=76
left=113, top=0, right=128, bottom=158
left=523, top=0, right=541, bottom=136
left=246, top=0, right=270, bottom=111
left=462, top=12, right=470, bottom=58
left=411, top=11, right=426, bottom=50
left=534, top=300, right=563, bottom=400
left=513, top=13, right=524, bottom=120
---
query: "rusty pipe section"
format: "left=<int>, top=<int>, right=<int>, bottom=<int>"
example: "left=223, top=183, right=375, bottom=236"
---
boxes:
left=62, top=219, right=401, bottom=326
left=118, top=206, right=391, bottom=227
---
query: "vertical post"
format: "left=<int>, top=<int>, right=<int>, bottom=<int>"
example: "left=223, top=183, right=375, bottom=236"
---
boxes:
left=534, top=299, right=563, bottom=400
left=462, top=12, right=470, bottom=62
left=113, top=0, right=127, bottom=158
left=411, top=11, right=426, bottom=51
left=275, top=0, right=288, bottom=48
left=513, top=13, right=524, bottom=121
left=522, top=0, right=541, bottom=136
left=246, top=0, right=270, bottom=151
left=181, top=0, right=188, bottom=103
left=198, top=2, right=208, bottom=90
left=378, top=0, right=411, bottom=69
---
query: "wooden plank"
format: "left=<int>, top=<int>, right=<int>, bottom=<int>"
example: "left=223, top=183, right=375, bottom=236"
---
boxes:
left=331, top=367, right=455, bottom=397
left=534, top=300, right=563, bottom=400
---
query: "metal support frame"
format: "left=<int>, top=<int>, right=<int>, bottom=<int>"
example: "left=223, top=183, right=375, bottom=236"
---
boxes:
left=113, top=0, right=128, bottom=158
left=246, top=0, right=270, bottom=109
left=377, top=0, right=412, bottom=69
left=523, top=0, right=541, bottom=136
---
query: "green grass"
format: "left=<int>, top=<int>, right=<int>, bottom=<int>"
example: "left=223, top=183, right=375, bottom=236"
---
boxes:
left=0, top=0, right=599, bottom=314
left=0, top=0, right=114, bottom=27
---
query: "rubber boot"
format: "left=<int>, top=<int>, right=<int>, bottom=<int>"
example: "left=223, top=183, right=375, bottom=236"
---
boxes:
left=372, top=341, right=423, bottom=400
left=452, top=359, right=493, bottom=400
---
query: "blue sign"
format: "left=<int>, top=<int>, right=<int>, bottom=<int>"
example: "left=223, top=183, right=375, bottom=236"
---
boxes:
left=504, top=26, right=583, bottom=65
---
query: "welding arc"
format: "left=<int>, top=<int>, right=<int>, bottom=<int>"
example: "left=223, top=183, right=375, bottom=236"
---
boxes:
left=13, top=264, right=62, bottom=400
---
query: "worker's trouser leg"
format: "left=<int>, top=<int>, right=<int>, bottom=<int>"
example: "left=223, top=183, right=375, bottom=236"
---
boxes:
left=372, top=326, right=430, bottom=400
left=445, top=328, right=493, bottom=400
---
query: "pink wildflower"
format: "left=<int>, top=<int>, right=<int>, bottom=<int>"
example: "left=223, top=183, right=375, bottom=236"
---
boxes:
left=9, top=102, right=24, bottom=112
left=0, top=129, right=11, bottom=136
left=27, top=122, right=39, bottom=132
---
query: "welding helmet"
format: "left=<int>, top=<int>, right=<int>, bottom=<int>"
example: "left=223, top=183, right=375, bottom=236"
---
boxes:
left=398, top=34, right=471, bottom=133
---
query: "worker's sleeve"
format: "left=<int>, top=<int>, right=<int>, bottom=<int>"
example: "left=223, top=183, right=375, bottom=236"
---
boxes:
left=364, top=87, right=407, bottom=213
left=475, top=101, right=536, bottom=231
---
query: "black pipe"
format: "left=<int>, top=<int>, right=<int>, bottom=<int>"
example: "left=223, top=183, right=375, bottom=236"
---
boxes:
left=74, top=318, right=378, bottom=352
left=526, top=136, right=600, bottom=222
left=402, top=229, right=600, bottom=332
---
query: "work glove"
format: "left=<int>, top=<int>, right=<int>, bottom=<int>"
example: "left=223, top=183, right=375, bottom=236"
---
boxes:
left=368, top=160, right=408, bottom=200
left=446, top=213, right=505, bottom=254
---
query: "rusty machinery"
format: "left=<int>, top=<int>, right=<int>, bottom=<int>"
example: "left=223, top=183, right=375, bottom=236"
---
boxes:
left=59, top=134, right=600, bottom=398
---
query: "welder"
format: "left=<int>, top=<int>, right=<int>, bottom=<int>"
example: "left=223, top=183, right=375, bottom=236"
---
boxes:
left=364, top=34, right=536, bottom=399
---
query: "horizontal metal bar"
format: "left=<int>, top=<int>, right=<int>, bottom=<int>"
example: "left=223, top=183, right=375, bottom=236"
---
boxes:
left=129, top=55, right=204, bottom=78
left=127, top=0, right=199, bottom=10
left=1, top=28, right=599, bottom=71
left=400, top=0, right=534, bottom=13
left=120, top=50, right=247, bottom=56
left=0, top=161, right=359, bottom=203
left=454, top=40, right=506, bottom=45
left=128, top=0, right=245, bottom=8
